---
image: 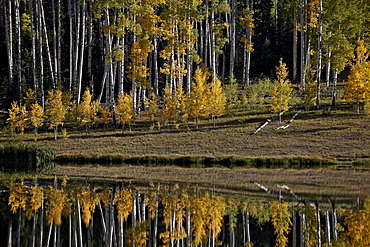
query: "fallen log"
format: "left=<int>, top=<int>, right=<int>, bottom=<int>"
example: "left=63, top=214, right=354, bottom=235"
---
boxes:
left=252, top=111, right=285, bottom=134
left=277, top=110, right=301, bottom=130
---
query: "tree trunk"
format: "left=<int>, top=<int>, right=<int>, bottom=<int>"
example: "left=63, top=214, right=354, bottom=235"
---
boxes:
left=229, top=0, right=236, bottom=80
left=293, top=6, right=298, bottom=83
left=4, top=0, right=13, bottom=90
left=36, top=0, right=45, bottom=107
left=325, top=209, right=331, bottom=247
left=15, top=0, right=21, bottom=103
left=68, top=0, right=73, bottom=92
left=77, top=0, right=86, bottom=104
left=39, top=0, right=55, bottom=88
left=300, top=0, right=306, bottom=88
left=30, top=0, right=37, bottom=92
left=316, top=202, right=322, bottom=247
left=316, top=0, right=323, bottom=106
left=331, top=69, right=338, bottom=106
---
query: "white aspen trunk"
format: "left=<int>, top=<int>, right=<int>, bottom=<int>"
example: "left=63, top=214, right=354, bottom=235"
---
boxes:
left=211, top=6, right=216, bottom=79
left=153, top=199, right=159, bottom=247
left=292, top=210, right=297, bottom=247
left=229, top=0, right=236, bottom=80
left=246, top=211, right=251, bottom=245
left=30, top=0, right=37, bottom=92
left=15, top=0, right=21, bottom=103
left=39, top=0, right=55, bottom=88
left=52, top=0, right=58, bottom=84
left=316, top=0, right=323, bottom=106
left=300, top=0, right=306, bottom=88
left=69, top=214, right=72, bottom=247
left=77, top=200, right=83, bottom=247
left=332, top=203, right=338, bottom=241
left=153, top=36, right=159, bottom=96
left=74, top=0, right=80, bottom=92
left=316, top=202, right=322, bottom=247
left=77, top=0, right=86, bottom=104
left=204, top=0, right=209, bottom=66
left=40, top=198, right=44, bottom=247
left=293, top=5, right=298, bottom=83
left=87, top=1, right=93, bottom=95
left=32, top=212, right=37, bottom=247
left=46, top=223, right=53, bottom=247
left=331, top=69, right=338, bottom=106
left=118, top=38, right=124, bottom=94
left=37, top=0, right=45, bottom=107
left=7, top=212, right=12, bottom=247
left=325, top=210, right=331, bottom=247
left=68, top=0, right=73, bottom=92
left=57, top=0, right=61, bottom=85
left=4, top=0, right=13, bottom=88
left=326, top=48, right=331, bottom=88
left=109, top=203, right=115, bottom=247
left=301, top=213, right=305, bottom=247
left=16, top=207, right=21, bottom=247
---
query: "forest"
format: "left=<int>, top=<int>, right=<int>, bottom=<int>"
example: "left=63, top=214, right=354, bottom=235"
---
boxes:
left=0, top=0, right=369, bottom=125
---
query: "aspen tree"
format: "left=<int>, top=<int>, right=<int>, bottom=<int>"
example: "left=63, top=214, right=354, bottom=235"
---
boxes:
left=8, top=101, right=28, bottom=134
left=99, top=105, right=112, bottom=130
left=270, top=201, right=292, bottom=247
left=188, top=66, right=212, bottom=129
left=208, top=76, right=226, bottom=127
left=29, top=102, right=44, bottom=141
left=343, top=200, right=370, bottom=247
left=240, top=6, right=255, bottom=87
left=45, top=185, right=67, bottom=226
left=114, top=92, right=134, bottom=134
left=125, top=220, right=150, bottom=247
left=77, top=88, right=97, bottom=135
left=113, top=188, right=133, bottom=223
left=8, top=182, right=28, bottom=214
left=271, top=58, right=292, bottom=122
left=146, top=92, right=159, bottom=128
left=78, top=187, right=99, bottom=227
left=344, top=39, right=370, bottom=114
left=45, top=89, right=68, bottom=140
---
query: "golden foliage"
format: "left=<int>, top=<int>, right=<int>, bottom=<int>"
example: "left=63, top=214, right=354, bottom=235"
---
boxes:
left=114, top=92, right=134, bottom=132
left=271, top=58, right=293, bottom=116
left=125, top=220, right=150, bottom=247
left=8, top=182, right=28, bottom=214
left=8, top=101, right=28, bottom=134
left=270, top=201, right=292, bottom=247
left=113, top=188, right=133, bottom=223
left=78, top=188, right=99, bottom=227
left=45, top=89, right=68, bottom=130
left=45, top=186, right=68, bottom=225
left=344, top=201, right=370, bottom=247
left=344, top=39, right=370, bottom=113
left=77, top=88, right=97, bottom=133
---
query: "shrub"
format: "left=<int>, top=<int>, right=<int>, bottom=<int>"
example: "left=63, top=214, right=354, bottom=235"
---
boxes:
left=0, top=142, right=56, bottom=173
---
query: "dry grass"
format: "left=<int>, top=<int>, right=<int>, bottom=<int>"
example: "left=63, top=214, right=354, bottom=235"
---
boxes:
left=8, top=105, right=368, bottom=163
left=52, top=165, right=370, bottom=204
left=1, top=104, right=370, bottom=202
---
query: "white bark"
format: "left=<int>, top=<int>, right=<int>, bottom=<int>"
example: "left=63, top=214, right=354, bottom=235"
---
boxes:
left=4, top=0, right=13, bottom=88
left=77, top=0, right=86, bottom=104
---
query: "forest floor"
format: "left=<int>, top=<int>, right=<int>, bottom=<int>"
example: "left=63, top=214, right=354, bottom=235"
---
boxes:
left=1, top=103, right=370, bottom=202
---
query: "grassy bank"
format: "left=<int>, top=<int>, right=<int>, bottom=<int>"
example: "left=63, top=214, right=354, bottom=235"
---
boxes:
left=1, top=105, right=369, bottom=164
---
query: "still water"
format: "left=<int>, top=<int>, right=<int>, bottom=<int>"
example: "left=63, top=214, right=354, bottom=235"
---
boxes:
left=0, top=176, right=368, bottom=247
